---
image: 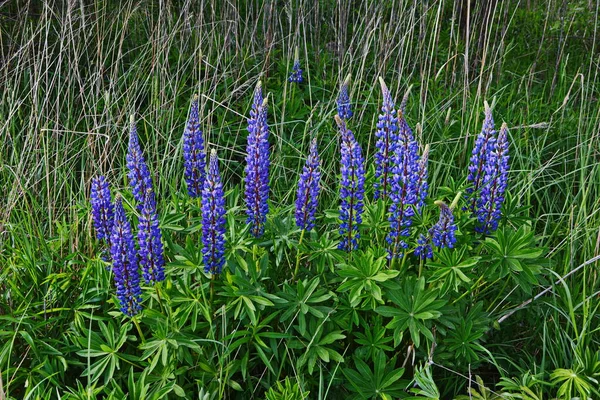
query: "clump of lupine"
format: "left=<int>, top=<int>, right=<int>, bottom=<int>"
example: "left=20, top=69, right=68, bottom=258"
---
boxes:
left=336, top=115, right=365, bottom=252
left=244, top=81, right=271, bottom=237
left=337, top=74, right=353, bottom=120
left=182, top=95, right=206, bottom=198
left=201, top=150, right=227, bottom=274
left=295, top=137, right=321, bottom=231
left=127, top=115, right=154, bottom=209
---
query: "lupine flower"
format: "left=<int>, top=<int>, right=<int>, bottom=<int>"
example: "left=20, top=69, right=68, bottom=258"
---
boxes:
left=414, top=234, right=433, bottom=260
left=374, top=78, right=399, bottom=200
left=295, top=137, right=321, bottom=231
left=182, top=95, right=206, bottom=198
left=336, top=115, right=365, bottom=252
left=202, top=150, right=227, bottom=274
left=138, top=189, right=165, bottom=284
left=431, top=201, right=457, bottom=249
left=110, top=197, right=142, bottom=316
left=415, top=144, right=430, bottom=212
left=337, top=74, right=353, bottom=120
left=127, top=115, right=153, bottom=208
left=244, top=81, right=270, bottom=237
left=90, top=176, right=114, bottom=244
left=387, top=113, right=420, bottom=259
left=476, top=123, right=509, bottom=234
left=288, top=59, right=303, bottom=83
left=466, top=102, right=496, bottom=211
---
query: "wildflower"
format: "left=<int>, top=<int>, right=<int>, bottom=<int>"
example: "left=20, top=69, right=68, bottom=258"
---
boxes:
left=127, top=115, right=153, bottom=209
left=288, top=59, right=303, bottom=83
left=182, top=95, right=206, bottom=198
left=431, top=201, right=457, bottom=249
left=414, top=234, right=433, bottom=260
left=374, top=78, right=399, bottom=200
left=90, top=176, right=114, bottom=244
left=295, top=137, right=321, bottom=231
left=110, top=196, right=142, bottom=316
left=244, top=81, right=270, bottom=237
left=415, top=144, right=430, bottom=212
left=336, top=115, right=365, bottom=252
left=387, top=112, right=420, bottom=259
left=138, top=189, right=165, bottom=284
left=202, top=150, right=227, bottom=274
left=466, top=102, right=496, bottom=211
left=337, top=74, right=353, bottom=120
left=476, top=123, right=509, bottom=234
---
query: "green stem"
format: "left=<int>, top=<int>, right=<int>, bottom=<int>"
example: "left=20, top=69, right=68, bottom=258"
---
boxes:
left=132, top=316, right=146, bottom=343
left=155, top=283, right=166, bottom=315
left=294, top=229, right=306, bottom=280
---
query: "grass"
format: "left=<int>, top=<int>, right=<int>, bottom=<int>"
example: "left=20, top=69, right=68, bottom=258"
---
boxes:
left=1, top=0, right=599, bottom=398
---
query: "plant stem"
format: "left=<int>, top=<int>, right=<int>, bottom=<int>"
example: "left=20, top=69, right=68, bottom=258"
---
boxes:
left=294, top=229, right=306, bottom=279
left=132, top=317, right=146, bottom=343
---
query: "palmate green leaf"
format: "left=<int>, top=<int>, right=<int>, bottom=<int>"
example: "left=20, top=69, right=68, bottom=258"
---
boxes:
left=342, top=353, right=407, bottom=399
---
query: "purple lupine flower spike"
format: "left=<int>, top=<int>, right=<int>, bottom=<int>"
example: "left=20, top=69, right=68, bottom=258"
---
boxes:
left=466, top=102, right=496, bottom=211
left=374, top=78, right=399, bottom=200
left=414, top=233, right=433, bottom=260
left=387, top=110, right=420, bottom=259
left=476, top=123, right=509, bottom=234
left=91, top=176, right=114, bottom=244
left=336, top=115, right=365, bottom=252
left=288, top=47, right=303, bottom=83
left=182, top=95, right=206, bottom=198
left=202, top=150, right=227, bottom=274
left=295, top=137, right=321, bottom=231
left=431, top=200, right=458, bottom=248
left=244, top=81, right=270, bottom=237
left=416, top=144, right=430, bottom=212
left=337, top=74, right=353, bottom=120
left=138, top=189, right=165, bottom=284
left=110, top=196, right=142, bottom=316
left=127, top=115, right=153, bottom=209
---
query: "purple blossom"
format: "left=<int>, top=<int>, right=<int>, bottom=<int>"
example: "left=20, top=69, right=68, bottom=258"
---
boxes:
left=374, top=78, right=399, bottom=200
left=110, top=197, right=142, bottom=316
left=415, top=145, right=430, bottom=212
left=127, top=116, right=153, bottom=209
left=337, top=75, right=353, bottom=120
left=138, top=189, right=165, bottom=284
left=295, top=138, right=321, bottom=231
left=466, top=102, right=495, bottom=211
left=387, top=114, right=420, bottom=259
left=336, top=115, right=365, bottom=252
left=90, top=176, right=114, bottom=244
left=202, top=150, right=227, bottom=274
left=431, top=201, right=457, bottom=248
left=182, top=95, right=206, bottom=198
left=414, top=234, right=433, bottom=260
left=244, top=81, right=270, bottom=237
left=288, top=59, right=303, bottom=83
left=476, top=123, right=509, bottom=234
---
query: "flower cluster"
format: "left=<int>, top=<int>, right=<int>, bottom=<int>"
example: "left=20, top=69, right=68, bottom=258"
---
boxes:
left=182, top=95, right=206, bottom=198
left=201, top=150, right=227, bottom=274
left=387, top=113, right=420, bottom=259
left=127, top=116, right=154, bottom=209
left=414, top=234, right=433, bottom=260
left=476, top=123, right=509, bottom=233
left=336, top=115, right=365, bottom=252
left=466, top=102, right=495, bottom=211
left=90, top=176, right=114, bottom=244
left=431, top=201, right=457, bottom=248
left=295, top=137, right=321, bottom=231
left=288, top=59, right=303, bottom=83
left=110, top=197, right=143, bottom=316
left=374, top=78, right=399, bottom=200
left=138, top=189, right=165, bottom=284
left=337, top=75, right=353, bottom=120
left=244, top=82, right=271, bottom=237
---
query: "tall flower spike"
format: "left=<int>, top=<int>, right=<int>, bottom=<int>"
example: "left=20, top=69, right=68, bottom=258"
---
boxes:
left=182, top=95, right=206, bottom=198
left=337, top=74, right=353, bottom=120
left=202, top=150, right=227, bottom=274
left=415, top=144, right=430, bottom=212
left=295, top=137, right=321, bottom=231
left=336, top=115, right=365, bottom=252
left=414, top=233, right=433, bottom=260
left=476, top=123, right=509, bottom=234
left=110, top=196, right=142, bottom=316
left=288, top=48, right=303, bottom=83
left=91, top=176, right=114, bottom=244
left=466, top=102, right=496, bottom=211
left=138, top=189, right=165, bottom=284
left=244, top=81, right=270, bottom=237
left=374, top=78, right=399, bottom=200
left=431, top=201, right=457, bottom=249
left=127, top=115, right=153, bottom=209
left=387, top=111, right=420, bottom=259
